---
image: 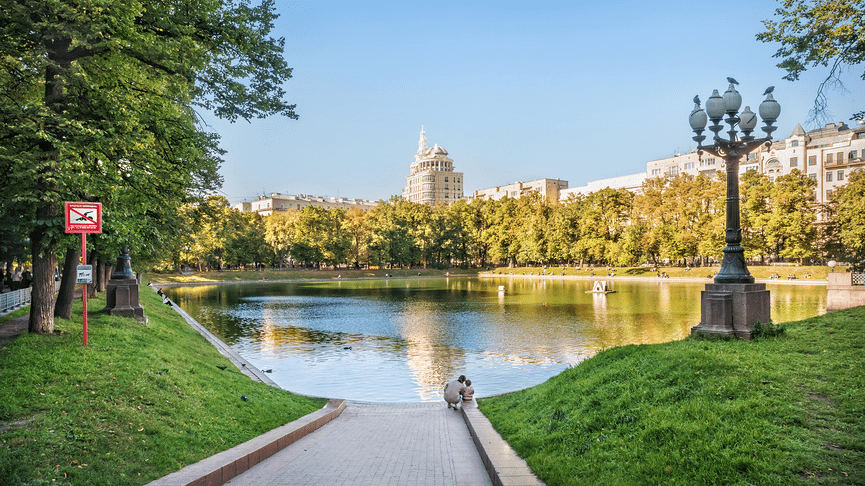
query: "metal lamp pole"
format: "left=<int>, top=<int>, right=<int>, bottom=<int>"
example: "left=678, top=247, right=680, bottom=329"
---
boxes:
left=689, top=80, right=780, bottom=284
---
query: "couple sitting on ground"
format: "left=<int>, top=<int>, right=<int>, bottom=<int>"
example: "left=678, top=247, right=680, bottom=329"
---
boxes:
left=443, top=375, right=474, bottom=410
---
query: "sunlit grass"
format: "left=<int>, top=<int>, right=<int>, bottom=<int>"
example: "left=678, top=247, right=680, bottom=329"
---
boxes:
left=149, top=266, right=481, bottom=283
left=0, top=288, right=326, bottom=485
left=479, top=307, right=865, bottom=485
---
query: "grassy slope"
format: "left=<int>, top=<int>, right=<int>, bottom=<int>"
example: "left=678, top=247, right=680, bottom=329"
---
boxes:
left=479, top=307, right=864, bottom=485
left=0, top=288, right=326, bottom=486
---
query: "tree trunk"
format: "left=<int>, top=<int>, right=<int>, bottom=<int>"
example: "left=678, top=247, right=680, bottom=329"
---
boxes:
left=97, top=258, right=110, bottom=292
left=28, top=231, right=57, bottom=334
left=54, top=247, right=80, bottom=319
left=88, top=250, right=98, bottom=298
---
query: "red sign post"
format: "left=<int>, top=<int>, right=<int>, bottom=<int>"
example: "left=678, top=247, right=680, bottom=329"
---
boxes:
left=64, top=202, right=103, bottom=346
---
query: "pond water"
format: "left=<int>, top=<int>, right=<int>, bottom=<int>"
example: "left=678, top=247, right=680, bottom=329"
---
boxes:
left=163, top=277, right=826, bottom=402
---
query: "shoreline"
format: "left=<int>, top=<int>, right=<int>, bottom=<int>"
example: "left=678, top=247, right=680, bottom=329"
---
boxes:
left=150, top=272, right=828, bottom=287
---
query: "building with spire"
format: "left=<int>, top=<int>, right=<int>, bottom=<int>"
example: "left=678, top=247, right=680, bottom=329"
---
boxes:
left=402, top=127, right=464, bottom=205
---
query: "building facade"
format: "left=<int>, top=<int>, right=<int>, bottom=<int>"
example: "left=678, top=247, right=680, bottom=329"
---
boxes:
left=561, top=172, right=648, bottom=199
left=402, top=127, right=464, bottom=205
left=234, top=193, right=378, bottom=216
left=569, top=121, right=865, bottom=205
left=474, top=178, right=569, bottom=201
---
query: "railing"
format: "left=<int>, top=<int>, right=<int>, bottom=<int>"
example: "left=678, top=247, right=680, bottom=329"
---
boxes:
left=0, top=287, right=33, bottom=315
left=0, top=282, right=62, bottom=315
left=853, top=273, right=865, bottom=286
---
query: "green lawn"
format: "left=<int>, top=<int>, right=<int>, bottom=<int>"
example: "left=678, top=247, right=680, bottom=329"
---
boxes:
left=479, top=307, right=865, bottom=485
left=0, top=288, right=326, bottom=486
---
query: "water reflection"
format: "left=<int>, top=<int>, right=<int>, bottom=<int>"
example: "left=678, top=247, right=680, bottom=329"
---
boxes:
left=164, top=278, right=825, bottom=402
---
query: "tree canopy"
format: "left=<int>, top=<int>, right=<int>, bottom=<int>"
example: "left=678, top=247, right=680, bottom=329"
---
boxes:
left=758, top=0, right=865, bottom=121
left=0, top=0, right=298, bottom=332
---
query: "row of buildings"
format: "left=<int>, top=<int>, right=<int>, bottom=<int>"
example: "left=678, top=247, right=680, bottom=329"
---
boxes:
left=234, top=122, right=865, bottom=216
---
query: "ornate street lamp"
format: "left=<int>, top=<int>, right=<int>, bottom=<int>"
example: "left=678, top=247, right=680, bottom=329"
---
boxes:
left=688, top=78, right=780, bottom=338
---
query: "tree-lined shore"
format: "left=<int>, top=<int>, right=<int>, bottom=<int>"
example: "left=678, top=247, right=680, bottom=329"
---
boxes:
left=155, top=169, right=864, bottom=274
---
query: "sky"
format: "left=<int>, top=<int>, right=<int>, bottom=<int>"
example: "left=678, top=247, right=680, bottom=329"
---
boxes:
left=204, top=0, right=865, bottom=205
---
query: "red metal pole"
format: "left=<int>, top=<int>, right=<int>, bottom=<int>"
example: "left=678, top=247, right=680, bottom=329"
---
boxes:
left=82, top=233, right=87, bottom=346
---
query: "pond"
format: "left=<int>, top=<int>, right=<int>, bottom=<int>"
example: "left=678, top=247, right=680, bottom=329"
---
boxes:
left=163, top=277, right=826, bottom=402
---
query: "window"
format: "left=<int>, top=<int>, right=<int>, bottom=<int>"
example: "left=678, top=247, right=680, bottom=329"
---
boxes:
left=444, top=185, right=449, bottom=190
left=826, top=172, right=833, bottom=182
left=809, top=173, right=817, bottom=181
left=651, top=168, right=661, bottom=176
left=684, top=162, right=694, bottom=170
left=444, top=177, right=449, bottom=182
left=790, top=157, right=798, bottom=167
left=838, top=170, right=844, bottom=181
left=791, top=140, right=799, bottom=146
left=669, top=166, right=679, bottom=176
left=827, top=153, right=833, bottom=164
left=768, top=176, right=774, bottom=183
left=838, top=152, right=844, bottom=163
left=826, top=189, right=833, bottom=199
left=808, top=155, right=816, bottom=166
left=851, top=151, right=859, bottom=160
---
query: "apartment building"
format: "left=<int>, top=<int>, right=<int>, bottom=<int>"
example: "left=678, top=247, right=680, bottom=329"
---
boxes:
left=402, top=127, right=464, bottom=205
left=474, top=178, right=569, bottom=201
left=234, top=193, right=378, bottom=216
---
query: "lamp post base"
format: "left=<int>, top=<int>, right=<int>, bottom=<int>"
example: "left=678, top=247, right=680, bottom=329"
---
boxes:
left=691, top=283, right=770, bottom=339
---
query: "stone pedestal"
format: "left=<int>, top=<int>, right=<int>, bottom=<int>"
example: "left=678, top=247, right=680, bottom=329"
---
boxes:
left=827, top=273, right=865, bottom=312
left=104, top=278, right=145, bottom=320
left=102, top=249, right=146, bottom=322
left=691, top=283, right=770, bottom=339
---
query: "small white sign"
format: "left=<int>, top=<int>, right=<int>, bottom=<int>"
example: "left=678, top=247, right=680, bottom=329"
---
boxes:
left=77, top=265, right=93, bottom=284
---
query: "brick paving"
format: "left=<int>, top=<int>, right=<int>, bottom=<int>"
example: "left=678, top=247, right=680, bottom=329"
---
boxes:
left=223, top=401, right=492, bottom=486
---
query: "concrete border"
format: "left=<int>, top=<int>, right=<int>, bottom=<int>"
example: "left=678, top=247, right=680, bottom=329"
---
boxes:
left=145, top=399, right=346, bottom=486
left=461, top=400, right=545, bottom=486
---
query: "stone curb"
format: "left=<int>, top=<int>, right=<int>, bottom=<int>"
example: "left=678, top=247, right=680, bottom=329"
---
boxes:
left=461, top=400, right=545, bottom=486
left=144, top=399, right=346, bottom=486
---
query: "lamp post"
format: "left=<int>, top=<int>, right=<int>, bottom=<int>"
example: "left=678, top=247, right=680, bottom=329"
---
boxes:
left=688, top=78, right=780, bottom=338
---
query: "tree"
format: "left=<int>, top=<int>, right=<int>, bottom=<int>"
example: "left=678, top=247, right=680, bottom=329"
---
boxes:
left=758, top=0, right=865, bottom=121
left=834, top=169, right=865, bottom=269
left=765, top=170, right=818, bottom=263
left=1, top=0, right=296, bottom=333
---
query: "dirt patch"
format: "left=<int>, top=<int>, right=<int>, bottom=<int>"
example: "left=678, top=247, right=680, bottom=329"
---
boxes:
left=0, top=419, right=30, bottom=432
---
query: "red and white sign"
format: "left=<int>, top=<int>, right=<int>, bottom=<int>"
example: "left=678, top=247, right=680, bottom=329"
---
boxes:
left=65, top=202, right=102, bottom=234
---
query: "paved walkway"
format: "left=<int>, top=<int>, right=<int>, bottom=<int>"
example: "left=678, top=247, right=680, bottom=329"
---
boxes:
left=224, top=401, right=492, bottom=486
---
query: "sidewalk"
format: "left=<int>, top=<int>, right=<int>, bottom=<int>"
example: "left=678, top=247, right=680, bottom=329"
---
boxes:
left=225, top=401, right=492, bottom=486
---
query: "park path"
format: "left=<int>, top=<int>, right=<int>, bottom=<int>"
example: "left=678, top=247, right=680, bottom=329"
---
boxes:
left=223, top=401, right=492, bottom=486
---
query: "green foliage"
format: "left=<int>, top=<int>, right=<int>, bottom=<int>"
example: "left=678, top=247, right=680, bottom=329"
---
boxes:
left=0, top=288, right=325, bottom=485
left=758, top=0, right=865, bottom=120
left=751, top=320, right=786, bottom=339
left=834, top=169, right=865, bottom=270
left=0, top=0, right=297, bottom=331
left=480, top=306, right=865, bottom=485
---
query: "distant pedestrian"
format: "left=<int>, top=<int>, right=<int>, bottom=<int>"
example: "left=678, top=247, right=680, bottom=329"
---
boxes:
left=461, top=379, right=474, bottom=402
left=443, top=375, right=466, bottom=410
left=11, top=266, right=22, bottom=291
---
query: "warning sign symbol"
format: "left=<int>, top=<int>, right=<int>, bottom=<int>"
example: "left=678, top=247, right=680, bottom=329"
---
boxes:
left=65, top=202, right=102, bottom=233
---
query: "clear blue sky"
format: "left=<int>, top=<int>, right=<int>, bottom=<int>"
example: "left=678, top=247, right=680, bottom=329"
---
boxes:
left=205, top=0, right=865, bottom=204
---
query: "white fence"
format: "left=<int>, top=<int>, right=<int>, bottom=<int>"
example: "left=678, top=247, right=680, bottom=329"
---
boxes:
left=0, top=282, right=62, bottom=315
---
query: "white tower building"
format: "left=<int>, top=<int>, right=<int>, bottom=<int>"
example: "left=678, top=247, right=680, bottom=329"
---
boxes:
left=402, top=127, right=464, bottom=205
